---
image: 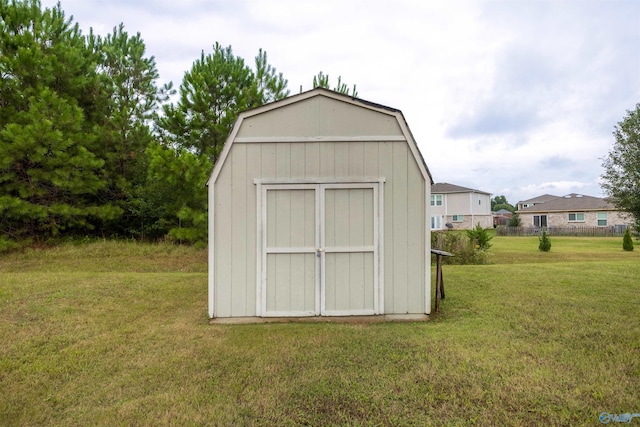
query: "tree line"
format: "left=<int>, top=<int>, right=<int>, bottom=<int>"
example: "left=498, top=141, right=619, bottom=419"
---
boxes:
left=0, top=0, right=356, bottom=251
left=3, top=1, right=638, bottom=252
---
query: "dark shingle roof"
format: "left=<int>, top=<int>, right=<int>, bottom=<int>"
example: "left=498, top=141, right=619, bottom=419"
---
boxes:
left=517, top=194, right=559, bottom=205
left=431, top=182, right=491, bottom=195
left=517, top=193, right=614, bottom=212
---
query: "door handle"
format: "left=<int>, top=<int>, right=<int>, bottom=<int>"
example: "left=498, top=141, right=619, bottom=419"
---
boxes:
left=316, top=248, right=325, bottom=257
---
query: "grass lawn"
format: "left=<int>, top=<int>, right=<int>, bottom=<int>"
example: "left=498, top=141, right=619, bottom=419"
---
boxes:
left=1, top=237, right=639, bottom=426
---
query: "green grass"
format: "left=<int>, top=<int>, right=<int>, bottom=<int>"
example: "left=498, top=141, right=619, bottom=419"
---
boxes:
left=1, top=238, right=639, bottom=426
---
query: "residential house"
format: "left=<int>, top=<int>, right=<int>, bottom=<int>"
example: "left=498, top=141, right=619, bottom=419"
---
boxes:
left=516, top=193, right=632, bottom=230
left=516, top=194, right=558, bottom=211
left=430, top=183, right=492, bottom=230
left=493, top=209, right=513, bottom=227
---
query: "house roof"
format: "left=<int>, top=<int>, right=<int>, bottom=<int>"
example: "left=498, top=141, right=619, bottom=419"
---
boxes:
left=517, top=194, right=559, bottom=205
left=494, top=209, right=513, bottom=215
left=517, top=193, right=615, bottom=213
left=431, top=182, right=491, bottom=195
left=208, top=87, right=434, bottom=185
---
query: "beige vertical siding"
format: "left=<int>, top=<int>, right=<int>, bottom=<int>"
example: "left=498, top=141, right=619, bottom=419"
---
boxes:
left=213, top=152, right=233, bottom=317
left=211, top=94, right=429, bottom=317
left=406, top=151, right=426, bottom=313
left=324, top=188, right=375, bottom=313
left=265, top=189, right=316, bottom=313
left=235, top=96, right=403, bottom=138
left=325, top=253, right=374, bottom=311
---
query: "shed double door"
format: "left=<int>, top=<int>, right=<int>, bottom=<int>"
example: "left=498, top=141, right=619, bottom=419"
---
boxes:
left=260, top=183, right=380, bottom=317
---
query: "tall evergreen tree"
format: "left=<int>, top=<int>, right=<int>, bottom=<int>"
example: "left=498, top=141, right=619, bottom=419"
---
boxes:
left=91, top=23, right=165, bottom=237
left=0, top=0, right=119, bottom=248
left=310, top=71, right=358, bottom=97
left=157, top=43, right=288, bottom=163
left=623, top=228, right=634, bottom=251
left=151, top=43, right=289, bottom=244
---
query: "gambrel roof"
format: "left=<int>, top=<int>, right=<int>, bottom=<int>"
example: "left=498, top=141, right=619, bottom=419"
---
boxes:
left=208, top=87, right=433, bottom=186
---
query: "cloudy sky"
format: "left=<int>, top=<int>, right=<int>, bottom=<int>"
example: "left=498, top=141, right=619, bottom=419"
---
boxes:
left=42, top=0, right=640, bottom=204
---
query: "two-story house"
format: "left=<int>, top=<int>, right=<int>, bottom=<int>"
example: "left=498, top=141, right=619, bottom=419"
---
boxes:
left=430, top=183, right=492, bottom=230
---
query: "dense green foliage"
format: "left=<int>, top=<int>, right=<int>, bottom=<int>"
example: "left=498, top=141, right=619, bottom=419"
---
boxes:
left=91, top=23, right=166, bottom=238
left=0, top=0, right=119, bottom=249
left=623, top=228, right=634, bottom=251
left=601, top=103, right=640, bottom=232
left=153, top=43, right=289, bottom=244
left=156, top=44, right=288, bottom=163
left=0, top=0, right=292, bottom=249
left=507, top=211, right=522, bottom=227
left=431, top=231, right=489, bottom=265
left=539, top=230, right=551, bottom=251
left=466, top=222, right=493, bottom=250
left=491, top=195, right=515, bottom=212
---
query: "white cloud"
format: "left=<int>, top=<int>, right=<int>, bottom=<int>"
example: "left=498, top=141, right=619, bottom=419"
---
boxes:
left=40, top=0, right=640, bottom=205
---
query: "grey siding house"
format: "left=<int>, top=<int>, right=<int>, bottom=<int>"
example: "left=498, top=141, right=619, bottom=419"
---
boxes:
left=207, top=89, right=433, bottom=322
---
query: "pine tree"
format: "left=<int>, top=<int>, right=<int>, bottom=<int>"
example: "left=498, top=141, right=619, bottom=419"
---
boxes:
left=151, top=43, right=289, bottom=244
left=466, top=222, right=493, bottom=250
left=538, top=231, right=551, bottom=252
left=91, top=23, right=165, bottom=237
left=0, top=0, right=120, bottom=246
left=623, top=228, right=634, bottom=251
left=311, top=71, right=358, bottom=97
left=157, top=43, right=289, bottom=163
left=507, top=212, right=522, bottom=227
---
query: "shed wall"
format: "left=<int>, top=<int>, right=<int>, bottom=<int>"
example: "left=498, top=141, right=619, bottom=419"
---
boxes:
left=236, top=96, right=403, bottom=138
left=212, top=140, right=426, bottom=317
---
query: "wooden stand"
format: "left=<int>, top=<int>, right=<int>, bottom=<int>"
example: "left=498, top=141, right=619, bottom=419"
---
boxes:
left=431, top=249, right=453, bottom=313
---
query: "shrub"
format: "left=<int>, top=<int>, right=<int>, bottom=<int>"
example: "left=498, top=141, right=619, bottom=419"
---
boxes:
left=0, top=236, right=21, bottom=253
left=466, top=223, right=493, bottom=250
left=508, top=212, right=522, bottom=227
left=538, top=230, right=551, bottom=252
left=431, top=231, right=488, bottom=265
left=623, top=228, right=634, bottom=251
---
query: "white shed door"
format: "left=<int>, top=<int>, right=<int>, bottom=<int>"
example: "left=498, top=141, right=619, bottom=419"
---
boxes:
left=260, top=183, right=379, bottom=317
left=322, top=186, right=377, bottom=316
left=264, top=187, right=318, bottom=316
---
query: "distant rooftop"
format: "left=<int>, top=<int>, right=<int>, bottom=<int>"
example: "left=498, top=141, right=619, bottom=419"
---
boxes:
left=516, top=194, right=559, bottom=205
left=431, top=183, right=491, bottom=195
left=517, top=193, right=614, bottom=212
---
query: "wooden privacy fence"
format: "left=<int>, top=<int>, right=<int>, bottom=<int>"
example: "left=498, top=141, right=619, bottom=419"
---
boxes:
left=496, top=225, right=629, bottom=237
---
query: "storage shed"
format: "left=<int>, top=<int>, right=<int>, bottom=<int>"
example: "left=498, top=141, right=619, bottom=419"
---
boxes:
left=207, top=88, right=433, bottom=322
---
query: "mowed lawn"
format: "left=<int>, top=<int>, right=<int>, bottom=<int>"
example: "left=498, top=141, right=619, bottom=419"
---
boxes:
left=1, top=237, right=639, bottom=426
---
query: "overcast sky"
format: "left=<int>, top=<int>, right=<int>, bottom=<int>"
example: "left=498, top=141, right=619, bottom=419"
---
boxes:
left=42, top=0, right=640, bottom=204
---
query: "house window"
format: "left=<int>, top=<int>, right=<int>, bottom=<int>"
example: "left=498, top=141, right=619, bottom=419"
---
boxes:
left=568, top=213, right=585, bottom=222
left=452, top=215, right=464, bottom=222
left=597, top=213, right=607, bottom=226
left=431, top=194, right=442, bottom=206
left=533, top=215, right=548, bottom=227
left=431, top=215, right=442, bottom=230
